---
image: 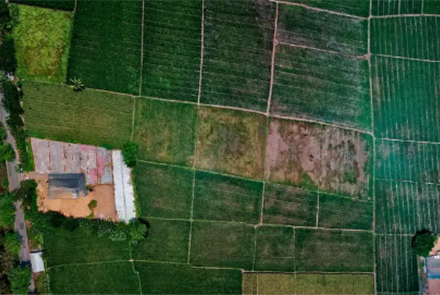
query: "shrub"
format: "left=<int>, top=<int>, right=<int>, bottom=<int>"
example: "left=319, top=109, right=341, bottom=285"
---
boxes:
left=88, top=200, right=97, bottom=211
left=412, top=229, right=437, bottom=257
left=0, top=143, right=15, bottom=162
left=13, top=179, right=37, bottom=208
left=69, top=77, right=85, bottom=92
left=0, top=37, right=16, bottom=73
left=8, top=266, right=31, bottom=295
left=3, top=232, right=20, bottom=257
left=122, top=142, right=138, bottom=168
left=0, top=193, right=15, bottom=229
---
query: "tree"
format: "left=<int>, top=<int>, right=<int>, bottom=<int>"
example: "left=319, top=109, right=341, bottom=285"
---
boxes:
left=88, top=200, right=97, bottom=211
left=0, top=193, right=15, bottom=228
left=0, top=37, right=16, bottom=73
left=69, top=78, right=85, bottom=92
left=8, top=266, right=31, bottom=295
left=0, top=143, right=15, bottom=162
left=121, top=142, right=138, bottom=168
left=13, top=179, right=37, bottom=208
left=0, top=0, right=11, bottom=34
left=412, top=229, right=437, bottom=257
left=0, top=247, right=15, bottom=276
left=3, top=232, right=20, bottom=257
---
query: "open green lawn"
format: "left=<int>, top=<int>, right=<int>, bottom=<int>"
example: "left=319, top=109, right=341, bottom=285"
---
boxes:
left=14, top=5, right=73, bottom=83
left=10, top=0, right=75, bottom=11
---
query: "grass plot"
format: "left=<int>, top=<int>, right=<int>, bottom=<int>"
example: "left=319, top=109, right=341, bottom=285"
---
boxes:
left=10, top=0, right=74, bottom=11
left=14, top=5, right=73, bottom=83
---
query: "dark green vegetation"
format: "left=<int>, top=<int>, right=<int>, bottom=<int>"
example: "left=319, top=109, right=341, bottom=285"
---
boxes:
left=411, top=230, right=437, bottom=257
left=277, top=5, right=368, bottom=55
left=0, top=37, right=16, bottom=73
left=67, top=0, right=142, bottom=94
left=48, top=263, right=141, bottom=295
left=281, top=0, right=370, bottom=17
left=271, top=45, right=371, bottom=130
left=8, top=266, right=32, bottom=295
left=263, top=183, right=317, bottom=226
left=13, top=5, right=73, bottom=83
left=425, top=0, right=440, bottom=14
left=372, top=57, right=440, bottom=141
left=22, top=82, right=134, bottom=148
left=190, top=221, right=255, bottom=270
left=10, top=0, right=74, bottom=11
left=196, top=107, right=266, bottom=179
left=371, top=17, right=439, bottom=60
left=200, top=0, right=274, bottom=111
left=244, top=273, right=374, bottom=295
left=193, top=171, right=263, bottom=223
left=295, top=229, right=374, bottom=271
left=134, top=162, right=193, bottom=219
left=121, top=142, right=138, bottom=168
left=0, top=193, right=15, bottom=228
left=371, top=0, right=422, bottom=15
left=141, top=0, right=201, bottom=102
left=134, top=98, right=197, bottom=166
left=135, top=262, right=242, bottom=295
left=376, top=235, right=419, bottom=294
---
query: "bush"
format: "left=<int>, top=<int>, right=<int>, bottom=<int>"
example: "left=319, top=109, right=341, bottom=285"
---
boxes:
left=121, top=142, right=138, bottom=168
left=88, top=200, right=97, bottom=211
left=13, top=179, right=37, bottom=208
left=8, top=266, right=31, bottom=295
left=0, top=37, right=16, bottom=73
left=0, top=193, right=15, bottom=229
left=412, top=230, right=437, bottom=257
left=3, top=232, right=20, bottom=257
left=0, top=143, right=15, bottom=162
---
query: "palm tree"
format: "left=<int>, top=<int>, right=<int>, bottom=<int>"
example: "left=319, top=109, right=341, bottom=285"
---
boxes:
left=69, top=78, right=85, bottom=92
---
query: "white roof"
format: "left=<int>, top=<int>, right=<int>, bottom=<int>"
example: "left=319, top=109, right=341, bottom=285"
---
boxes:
left=112, top=150, right=136, bottom=222
left=30, top=251, right=45, bottom=273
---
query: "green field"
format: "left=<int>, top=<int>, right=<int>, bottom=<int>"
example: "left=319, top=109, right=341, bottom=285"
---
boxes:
left=200, top=0, right=274, bottom=111
left=133, top=162, right=193, bottom=219
left=141, top=0, right=201, bottom=102
left=10, top=0, right=74, bottom=10
left=22, top=82, right=134, bottom=148
left=134, top=98, right=197, bottom=166
left=254, top=226, right=295, bottom=271
left=244, top=273, right=374, bottom=295
left=271, top=45, right=371, bottom=130
left=67, top=0, right=142, bottom=94
left=14, top=5, right=73, bottom=83
left=196, top=107, right=266, bottom=179
left=280, top=0, right=370, bottom=16
left=193, top=171, right=263, bottom=223
left=190, top=221, right=255, bottom=270
left=263, top=183, right=317, bottom=226
left=277, top=5, right=368, bottom=56
left=425, top=0, right=440, bottom=13
left=371, top=0, right=423, bottom=15
left=135, top=262, right=242, bottom=295
left=48, top=263, right=140, bottom=294
left=131, top=218, right=190, bottom=263
left=295, top=229, right=374, bottom=272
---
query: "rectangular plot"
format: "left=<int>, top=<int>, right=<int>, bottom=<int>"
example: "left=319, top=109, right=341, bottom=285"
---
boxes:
left=263, top=183, right=317, bottom=226
left=254, top=226, right=295, bottom=272
left=295, top=229, right=374, bottom=271
left=371, top=17, right=440, bottom=60
left=132, top=218, right=190, bottom=263
left=243, top=274, right=258, bottom=295
left=278, top=0, right=370, bottom=17
left=375, top=180, right=440, bottom=234
left=271, top=45, right=371, bottom=131
left=200, top=0, right=274, bottom=111
left=67, top=0, right=142, bottom=94
left=193, top=171, right=263, bottom=224
left=133, top=162, right=193, bottom=219
left=136, top=262, right=242, bottom=295
left=190, top=221, right=255, bottom=270
left=376, top=235, right=419, bottom=294
left=277, top=5, right=368, bottom=56
left=141, top=0, right=201, bottom=102
left=371, top=0, right=423, bottom=15
left=372, top=57, right=440, bottom=142
left=318, top=193, right=373, bottom=230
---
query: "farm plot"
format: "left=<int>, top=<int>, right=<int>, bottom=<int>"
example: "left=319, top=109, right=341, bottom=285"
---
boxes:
left=294, top=229, right=374, bottom=272
left=189, top=221, right=255, bottom=270
left=376, top=235, right=419, bottom=294
left=133, top=98, right=197, bottom=166
left=275, top=0, right=370, bottom=17
left=425, top=0, right=440, bottom=14
left=254, top=226, right=295, bottom=272
left=43, top=227, right=130, bottom=267
left=67, top=0, right=142, bottom=94
left=243, top=273, right=374, bottom=295
left=193, top=171, right=263, bottom=224
left=375, top=180, right=440, bottom=234
left=371, top=17, right=440, bottom=60
left=10, top=0, right=74, bottom=10
left=13, top=5, right=73, bottom=83
left=200, top=0, right=274, bottom=111
left=141, top=0, right=201, bottom=102
left=131, top=218, right=190, bottom=263
left=277, top=5, right=368, bottom=56
left=196, top=107, right=266, bottom=180
left=23, top=82, right=133, bottom=148
left=48, top=262, right=140, bottom=295
left=318, top=193, right=373, bottom=230
left=371, top=0, right=423, bottom=15
left=133, top=162, right=193, bottom=219
left=266, top=118, right=374, bottom=199
left=262, top=183, right=318, bottom=226
left=372, top=56, right=440, bottom=142
left=270, top=45, right=371, bottom=130
left=135, top=262, right=242, bottom=295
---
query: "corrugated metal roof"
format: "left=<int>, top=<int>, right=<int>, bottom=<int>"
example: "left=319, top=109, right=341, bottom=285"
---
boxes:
left=30, top=251, right=44, bottom=273
left=48, top=173, right=87, bottom=199
left=427, top=256, right=440, bottom=279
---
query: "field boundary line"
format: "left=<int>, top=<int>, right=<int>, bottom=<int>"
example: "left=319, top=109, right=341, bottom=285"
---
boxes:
left=371, top=13, right=440, bottom=19
left=252, top=225, right=258, bottom=271
left=129, top=243, right=143, bottom=295
left=374, top=53, right=440, bottom=63
left=375, top=177, right=439, bottom=186
left=378, top=137, right=440, bottom=145
left=278, top=42, right=369, bottom=60
left=269, top=0, right=367, bottom=20
left=266, top=2, right=278, bottom=115
left=259, top=182, right=266, bottom=225
left=47, top=259, right=130, bottom=270
left=138, top=0, right=145, bottom=97
left=197, top=0, right=205, bottom=104
left=244, top=270, right=376, bottom=275
left=74, top=0, right=77, bottom=13
left=131, top=96, right=136, bottom=141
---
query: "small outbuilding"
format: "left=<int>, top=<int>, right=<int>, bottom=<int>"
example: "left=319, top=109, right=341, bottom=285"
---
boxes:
left=30, top=251, right=44, bottom=273
left=48, top=173, right=87, bottom=199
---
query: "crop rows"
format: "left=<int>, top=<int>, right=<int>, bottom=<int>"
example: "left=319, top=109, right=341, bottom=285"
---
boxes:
left=371, top=0, right=423, bottom=15
left=275, top=0, right=370, bottom=17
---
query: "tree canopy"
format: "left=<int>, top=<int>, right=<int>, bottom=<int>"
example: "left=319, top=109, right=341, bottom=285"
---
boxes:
left=412, top=230, right=437, bottom=257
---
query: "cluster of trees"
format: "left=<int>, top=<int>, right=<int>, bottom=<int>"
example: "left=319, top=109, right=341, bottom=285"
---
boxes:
left=122, top=142, right=138, bottom=168
left=0, top=0, right=16, bottom=74
left=412, top=229, right=438, bottom=257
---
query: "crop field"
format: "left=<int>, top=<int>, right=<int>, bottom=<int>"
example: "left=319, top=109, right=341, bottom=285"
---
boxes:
left=279, top=0, right=370, bottom=16
left=243, top=273, right=374, bottom=295
left=371, top=0, right=423, bottom=15
left=270, top=45, right=371, bottom=130
left=133, top=99, right=198, bottom=166
left=13, top=5, right=73, bottom=83
left=425, top=0, right=440, bottom=13
left=141, top=0, right=201, bottom=102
